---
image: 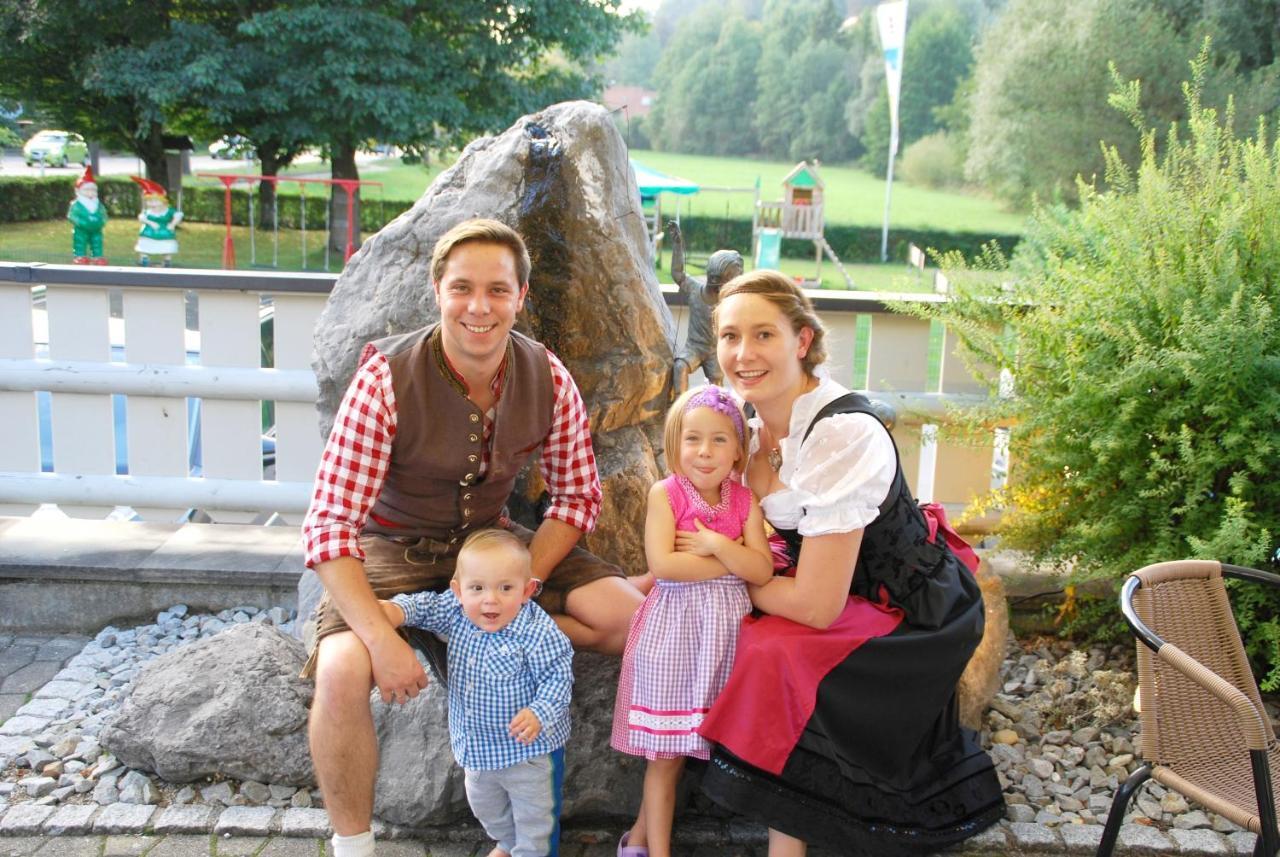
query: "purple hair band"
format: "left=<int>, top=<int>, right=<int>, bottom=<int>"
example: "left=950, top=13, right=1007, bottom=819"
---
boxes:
left=684, top=385, right=745, bottom=445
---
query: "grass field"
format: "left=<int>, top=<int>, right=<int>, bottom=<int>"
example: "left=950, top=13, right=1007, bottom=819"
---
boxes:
left=191, top=148, right=1028, bottom=235
left=2, top=218, right=957, bottom=295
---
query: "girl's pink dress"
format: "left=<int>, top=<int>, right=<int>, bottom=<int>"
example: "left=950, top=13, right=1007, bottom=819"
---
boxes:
left=610, top=474, right=753, bottom=760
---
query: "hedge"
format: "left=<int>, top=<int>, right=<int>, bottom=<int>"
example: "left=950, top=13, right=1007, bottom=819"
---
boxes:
left=0, top=175, right=407, bottom=233
left=2, top=175, right=1019, bottom=263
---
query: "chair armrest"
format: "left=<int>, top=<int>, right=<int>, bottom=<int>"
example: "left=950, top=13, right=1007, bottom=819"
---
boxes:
left=1224, top=565, right=1280, bottom=589
left=1157, top=642, right=1272, bottom=751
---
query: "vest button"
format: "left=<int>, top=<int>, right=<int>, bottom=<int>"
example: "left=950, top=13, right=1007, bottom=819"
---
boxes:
left=467, top=454, right=478, bottom=463
left=469, top=413, right=480, bottom=423
left=463, top=508, right=472, bottom=518
left=469, top=433, right=479, bottom=443
left=463, top=493, right=473, bottom=501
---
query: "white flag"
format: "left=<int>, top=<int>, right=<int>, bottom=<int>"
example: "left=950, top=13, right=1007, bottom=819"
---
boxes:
left=876, top=0, right=908, bottom=152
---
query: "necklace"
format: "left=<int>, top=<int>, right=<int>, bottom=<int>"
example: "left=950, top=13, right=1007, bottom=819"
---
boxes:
left=760, top=423, right=784, bottom=472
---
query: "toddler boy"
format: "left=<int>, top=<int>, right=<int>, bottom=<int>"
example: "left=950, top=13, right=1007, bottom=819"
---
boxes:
left=381, top=528, right=573, bottom=857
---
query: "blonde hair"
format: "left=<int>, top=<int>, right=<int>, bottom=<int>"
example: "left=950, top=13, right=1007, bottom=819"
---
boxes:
left=455, top=528, right=531, bottom=578
left=430, top=218, right=532, bottom=286
left=662, top=386, right=748, bottom=477
left=714, top=269, right=827, bottom=375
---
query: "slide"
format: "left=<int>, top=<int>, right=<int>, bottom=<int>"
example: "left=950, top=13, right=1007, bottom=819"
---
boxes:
left=755, top=227, right=781, bottom=269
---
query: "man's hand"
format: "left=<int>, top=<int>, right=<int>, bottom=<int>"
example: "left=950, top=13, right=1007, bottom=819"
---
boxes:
left=367, top=630, right=428, bottom=705
left=508, top=708, right=542, bottom=744
left=664, top=220, right=683, bottom=243
left=674, top=519, right=730, bottom=557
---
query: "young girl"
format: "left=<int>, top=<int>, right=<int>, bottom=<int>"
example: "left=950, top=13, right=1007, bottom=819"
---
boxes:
left=611, top=384, right=773, bottom=857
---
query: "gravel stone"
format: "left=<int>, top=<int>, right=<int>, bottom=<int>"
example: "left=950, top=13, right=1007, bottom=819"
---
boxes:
left=1007, top=803, right=1037, bottom=823
left=1227, top=831, right=1258, bottom=854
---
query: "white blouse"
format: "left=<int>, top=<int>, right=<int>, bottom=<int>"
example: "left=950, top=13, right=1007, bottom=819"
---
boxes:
left=748, top=375, right=896, bottom=538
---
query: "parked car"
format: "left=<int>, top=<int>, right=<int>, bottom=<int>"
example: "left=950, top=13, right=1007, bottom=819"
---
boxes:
left=208, top=135, right=255, bottom=160
left=23, top=130, right=88, bottom=167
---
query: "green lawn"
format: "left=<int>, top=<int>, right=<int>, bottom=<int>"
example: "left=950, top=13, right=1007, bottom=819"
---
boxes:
left=0, top=218, right=344, bottom=271
left=628, top=149, right=1029, bottom=234
left=190, top=149, right=1027, bottom=235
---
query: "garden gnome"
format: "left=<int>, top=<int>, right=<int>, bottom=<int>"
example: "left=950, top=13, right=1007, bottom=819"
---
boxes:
left=130, top=176, right=183, bottom=266
left=665, top=219, right=743, bottom=398
left=67, top=165, right=108, bottom=265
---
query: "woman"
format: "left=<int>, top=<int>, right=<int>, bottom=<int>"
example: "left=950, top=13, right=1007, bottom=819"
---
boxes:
left=694, top=271, right=1004, bottom=856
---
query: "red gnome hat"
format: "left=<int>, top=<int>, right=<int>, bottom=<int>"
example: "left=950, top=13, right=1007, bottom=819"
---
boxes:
left=75, top=165, right=97, bottom=189
left=130, top=176, right=167, bottom=199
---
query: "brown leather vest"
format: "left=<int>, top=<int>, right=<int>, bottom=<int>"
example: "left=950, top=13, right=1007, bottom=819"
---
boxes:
left=362, top=324, right=555, bottom=545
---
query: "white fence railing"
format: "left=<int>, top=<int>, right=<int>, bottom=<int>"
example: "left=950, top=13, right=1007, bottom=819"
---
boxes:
left=0, top=262, right=1003, bottom=530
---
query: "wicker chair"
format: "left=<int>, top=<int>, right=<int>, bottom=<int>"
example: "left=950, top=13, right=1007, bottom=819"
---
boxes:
left=1097, top=560, right=1280, bottom=857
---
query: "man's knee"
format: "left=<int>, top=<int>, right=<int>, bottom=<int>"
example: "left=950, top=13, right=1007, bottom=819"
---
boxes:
left=312, top=632, right=374, bottom=710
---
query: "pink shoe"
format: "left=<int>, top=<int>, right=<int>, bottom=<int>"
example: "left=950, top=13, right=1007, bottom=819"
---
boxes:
left=618, top=831, right=648, bottom=857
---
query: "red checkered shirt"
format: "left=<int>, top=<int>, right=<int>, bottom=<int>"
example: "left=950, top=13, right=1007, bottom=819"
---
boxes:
left=303, top=343, right=602, bottom=568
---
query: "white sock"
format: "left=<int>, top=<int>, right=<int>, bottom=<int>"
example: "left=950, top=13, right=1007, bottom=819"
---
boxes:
left=331, top=829, right=375, bottom=857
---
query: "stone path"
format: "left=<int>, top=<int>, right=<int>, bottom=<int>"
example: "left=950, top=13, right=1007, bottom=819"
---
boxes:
left=0, top=623, right=1270, bottom=855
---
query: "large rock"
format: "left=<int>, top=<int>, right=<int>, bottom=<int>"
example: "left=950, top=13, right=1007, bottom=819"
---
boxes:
left=100, top=623, right=314, bottom=785
left=102, top=624, right=641, bottom=827
left=312, top=100, right=673, bottom=576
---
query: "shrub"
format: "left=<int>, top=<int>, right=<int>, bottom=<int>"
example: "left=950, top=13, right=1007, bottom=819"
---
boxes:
left=901, top=131, right=967, bottom=190
left=913, top=54, right=1280, bottom=686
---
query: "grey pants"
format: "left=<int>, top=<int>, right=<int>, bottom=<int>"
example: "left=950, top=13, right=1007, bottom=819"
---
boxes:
left=465, top=748, right=565, bottom=857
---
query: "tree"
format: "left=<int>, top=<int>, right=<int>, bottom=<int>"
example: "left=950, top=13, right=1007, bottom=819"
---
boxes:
left=0, top=0, right=202, bottom=192
left=646, top=7, right=763, bottom=155
left=241, top=0, right=642, bottom=251
left=857, top=1, right=976, bottom=173
left=964, top=0, right=1202, bottom=205
left=753, top=0, right=857, bottom=161
left=915, top=57, right=1280, bottom=684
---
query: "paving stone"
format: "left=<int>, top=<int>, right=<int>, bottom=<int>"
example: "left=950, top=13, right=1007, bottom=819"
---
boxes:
left=1170, top=828, right=1229, bottom=854
left=1226, top=831, right=1258, bottom=855
left=420, top=845, right=479, bottom=857
left=0, top=803, right=55, bottom=834
left=15, top=697, right=70, bottom=719
left=103, top=834, right=160, bottom=856
left=0, top=716, right=48, bottom=736
left=94, top=802, right=157, bottom=834
left=33, top=637, right=92, bottom=661
left=0, top=837, right=47, bottom=857
left=34, top=836, right=104, bottom=857
left=965, top=825, right=1009, bottom=849
left=147, top=834, right=218, bottom=857
left=0, top=694, right=24, bottom=723
left=1119, top=823, right=1175, bottom=851
left=280, top=807, right=330, bottom=838
left=0, top=660, right=62, bottom=693
left=217, top=836, right=271, bottom=856
left=1009, top=821, right=1061, bottom=849
left=32, top=680, right=92, bottom=700
left=43, top=803, right=98, bottom=834
left=214, top=806, right=277, bottom=836
left=155, top=804, right=219, bottom=834
left=260, top=838, right=326, bottom=856
left=0, top=736, right=35, bottom=758
left=1060, top=823, right=1105, bottom=850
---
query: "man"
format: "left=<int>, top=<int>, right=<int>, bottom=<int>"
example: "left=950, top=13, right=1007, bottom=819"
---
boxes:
left=664, top=220, right=744, bottom=398
left=301, top=218, right=644, bottom=857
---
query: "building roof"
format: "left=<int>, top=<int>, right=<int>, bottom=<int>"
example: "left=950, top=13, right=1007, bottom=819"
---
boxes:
left=782, top=161, right=823, bottom=189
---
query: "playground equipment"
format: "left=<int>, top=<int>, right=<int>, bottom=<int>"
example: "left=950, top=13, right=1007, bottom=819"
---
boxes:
left=630, top=159, right=699, bottom=263
left=754, top=161, right=855, bottom=288
left=196, top=172, right=383, bottom=270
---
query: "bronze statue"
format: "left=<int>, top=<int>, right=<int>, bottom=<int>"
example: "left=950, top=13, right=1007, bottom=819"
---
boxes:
left=667, top=220, right=744, bottom=398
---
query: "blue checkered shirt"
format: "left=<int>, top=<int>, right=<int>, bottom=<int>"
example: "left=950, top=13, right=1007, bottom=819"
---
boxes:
left=391, top=590, right=573, bottom=771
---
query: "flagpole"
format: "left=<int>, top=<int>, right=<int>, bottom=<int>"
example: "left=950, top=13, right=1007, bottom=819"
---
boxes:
left=881, top=127, right=897, bottom=262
